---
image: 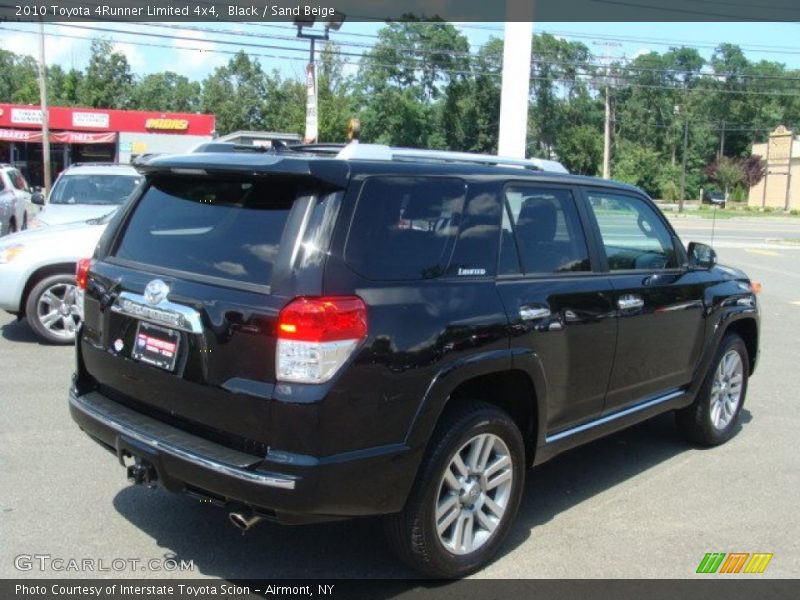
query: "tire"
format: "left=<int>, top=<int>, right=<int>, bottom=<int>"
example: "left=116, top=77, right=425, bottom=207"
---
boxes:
left=25, top=273, right=82, bottom=344
left=676, top=333, right=749, bottom=446
left=8, top=218, right=17, bottom=234
left=383, top=401, right=526, bottom=578
left=21, top=211, right=27, bottom=230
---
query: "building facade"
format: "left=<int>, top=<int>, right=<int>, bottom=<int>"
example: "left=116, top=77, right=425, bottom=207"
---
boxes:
left=0, top=104, right=215, bottom=187
left=748, top=125, right=800, bottom=211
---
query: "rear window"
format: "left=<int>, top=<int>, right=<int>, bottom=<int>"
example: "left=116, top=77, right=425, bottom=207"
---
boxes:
left=51, top=173, right=142, bottom=205
left=345, top=177, right=465, bottom=281
left=115, top=177, right=296, bottom=286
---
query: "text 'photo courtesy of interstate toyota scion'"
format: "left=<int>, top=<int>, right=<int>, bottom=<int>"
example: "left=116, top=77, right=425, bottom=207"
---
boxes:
left=68, top=142, right=759, bottom=578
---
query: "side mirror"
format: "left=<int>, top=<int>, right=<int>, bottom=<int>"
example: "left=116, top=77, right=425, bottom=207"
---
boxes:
left=688, top=241, right=717, bottom=269
left=31, top=192, right=45, bottom=205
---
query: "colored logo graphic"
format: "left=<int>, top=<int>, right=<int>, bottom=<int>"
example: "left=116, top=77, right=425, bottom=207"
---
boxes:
left=696, top=552, right=773, bottom=574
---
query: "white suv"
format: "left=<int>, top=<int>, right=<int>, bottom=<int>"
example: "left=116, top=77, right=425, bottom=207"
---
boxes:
left=30, top=163, right=142, bottom=228
left=0, top=164, right=31, bottom=236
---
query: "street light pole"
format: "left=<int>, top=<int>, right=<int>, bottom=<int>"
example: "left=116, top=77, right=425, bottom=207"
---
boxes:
left=38, top=20, right=52, bottom=198
left=295, top=13, right=345, bottom=144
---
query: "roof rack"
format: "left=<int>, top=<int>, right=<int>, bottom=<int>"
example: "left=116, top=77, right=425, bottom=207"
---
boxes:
left=335, top=143, right=569, bottom=173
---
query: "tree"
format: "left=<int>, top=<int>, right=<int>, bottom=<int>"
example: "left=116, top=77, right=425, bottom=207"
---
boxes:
left=705, top=157, right=745, bottom=198
left=131, top=72, right=201, bottom=112
left=0, top=49, right=39, bottom=103
left=201, top=52, right=268, bottom=134
left=740, top=155, right=767, bottom=189
left=317, top=43, right=357, bottom=142
left=357, top=20, right=470, bottom=146
left=78, top=39, right=134, bottom=108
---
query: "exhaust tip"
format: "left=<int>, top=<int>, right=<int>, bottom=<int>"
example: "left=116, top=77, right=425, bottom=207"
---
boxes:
left=228, top=508, right=262, bottom=532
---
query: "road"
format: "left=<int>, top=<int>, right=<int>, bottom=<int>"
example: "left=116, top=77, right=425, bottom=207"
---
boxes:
left=0, top=222, right=798, bottom=580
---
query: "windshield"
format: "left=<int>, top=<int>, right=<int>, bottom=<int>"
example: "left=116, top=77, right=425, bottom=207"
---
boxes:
left=50, top=174, right=142, bottom=205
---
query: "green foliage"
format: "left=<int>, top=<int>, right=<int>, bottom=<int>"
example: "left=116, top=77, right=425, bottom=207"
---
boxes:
left=707, top=157, right=745, bottom=196
left=3, top=33, right=800, bottom=192
left=612, top=142, right=663, bottom=196
left=78, top=39, right=134, bottom=108
left=131, top=72, right=201, bottom=113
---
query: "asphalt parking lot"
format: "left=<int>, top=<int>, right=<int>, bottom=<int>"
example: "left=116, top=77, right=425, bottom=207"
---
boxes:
left=1, top=217, right=799, bottom=579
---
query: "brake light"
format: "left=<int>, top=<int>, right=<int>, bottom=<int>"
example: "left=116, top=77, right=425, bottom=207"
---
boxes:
left=276, top=296, right=367, bottom=383
left=752, top=281, right=762, bottom=295
left=75, top=258, right=92, bottom=290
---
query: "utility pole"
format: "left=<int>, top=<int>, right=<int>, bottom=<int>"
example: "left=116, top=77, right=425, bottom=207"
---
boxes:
left=295, top=13, right=345, bottom=144
left=679, top=110, right=689, bottom=212
left=498, top=10, right=533, bottom=158
left=594, top=41, right=622, bottom=179
left=38, top=20, right=52, bottom=198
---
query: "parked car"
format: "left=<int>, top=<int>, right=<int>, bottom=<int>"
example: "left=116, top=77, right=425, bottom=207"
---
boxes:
left=30, top=163, right=142, bottom=228
left=0, top=212, right=112, bottom=343
left=702, top=189, right=727, bottom=208
left=69, top=143, right=759, bottom=578
left=0, top=164, right=31, bottom=235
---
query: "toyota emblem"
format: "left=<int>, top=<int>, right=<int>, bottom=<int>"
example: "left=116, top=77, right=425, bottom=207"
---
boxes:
left=143, top=279, right=169, bottom=305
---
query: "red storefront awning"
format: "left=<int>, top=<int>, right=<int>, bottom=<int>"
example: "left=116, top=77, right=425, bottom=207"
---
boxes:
left=0, top=129, right=116, bottom=144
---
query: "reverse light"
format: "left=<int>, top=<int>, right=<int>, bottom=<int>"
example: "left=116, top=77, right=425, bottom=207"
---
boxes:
left=276, top=296, right=367, bottom=384
left=75, top=258, right=92, bottom=290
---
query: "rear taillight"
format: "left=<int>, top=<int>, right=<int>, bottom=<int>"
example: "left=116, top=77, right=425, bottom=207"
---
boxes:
left=276, top=296, right=367, bottom=384
left=75, top=258, right=92, bottom=290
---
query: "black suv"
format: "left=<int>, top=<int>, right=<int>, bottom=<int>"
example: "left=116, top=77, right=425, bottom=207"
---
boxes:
left=69, top=144, right=759, bottom=577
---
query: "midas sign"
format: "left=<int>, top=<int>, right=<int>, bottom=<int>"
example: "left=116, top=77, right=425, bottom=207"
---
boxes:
left=145, top=118, right=189, bottom=131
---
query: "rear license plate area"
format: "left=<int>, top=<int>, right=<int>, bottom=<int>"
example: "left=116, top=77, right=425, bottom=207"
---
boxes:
left=131, top=321, right=180, bottom=372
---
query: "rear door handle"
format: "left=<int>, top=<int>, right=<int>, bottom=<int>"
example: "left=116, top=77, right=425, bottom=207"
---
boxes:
left=617, top=294, right=644, bottom=311
left=519, top=306, right=551, bottom=321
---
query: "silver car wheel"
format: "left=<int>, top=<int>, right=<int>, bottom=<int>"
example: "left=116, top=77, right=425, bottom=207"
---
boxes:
left=710, top=349, right=744, bottom=431
left=435, top=433, right=514, bottom=556
left=35, top=282, right=81, bottom=340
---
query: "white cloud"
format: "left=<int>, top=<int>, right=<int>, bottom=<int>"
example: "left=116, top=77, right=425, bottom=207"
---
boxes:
left=112, top=41, right=147, bottom=73
left=632, top=47, right=653, bottom=60
left=171, top=27, right=226, bottom=72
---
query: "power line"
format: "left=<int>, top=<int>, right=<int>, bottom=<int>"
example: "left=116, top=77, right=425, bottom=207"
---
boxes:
left=7, top=23, right=800, bottom=98
left=52, top=21, right=800, bottom=85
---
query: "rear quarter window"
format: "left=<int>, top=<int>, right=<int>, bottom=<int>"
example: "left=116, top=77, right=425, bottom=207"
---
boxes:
left=345, top=176, right=465, bottom=281
left=114, top=176, right=297, bottom=287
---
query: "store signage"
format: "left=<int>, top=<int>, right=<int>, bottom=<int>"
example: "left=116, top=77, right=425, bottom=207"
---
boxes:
left=0, top=129, right=115, bottom=143
left=0, top=128, right=42, bottom=142
left=72, top=112, right=110, bottom=129
left=10, top=108, right=43, bottom=125
left=51, top=131, right=116, bottom=144
left=145, top=118, right=189, bottom=131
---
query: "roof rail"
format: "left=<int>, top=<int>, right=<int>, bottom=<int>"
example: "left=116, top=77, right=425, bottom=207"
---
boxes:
left=334, top=143, right=569, bottom=173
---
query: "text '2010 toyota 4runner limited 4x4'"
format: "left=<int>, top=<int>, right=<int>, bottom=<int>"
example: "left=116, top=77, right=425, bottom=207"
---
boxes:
left=69, top=143, right=759, bottom=578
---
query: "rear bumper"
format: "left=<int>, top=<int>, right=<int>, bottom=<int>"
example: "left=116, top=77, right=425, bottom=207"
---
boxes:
left=69, top=388, right=418, bottom=522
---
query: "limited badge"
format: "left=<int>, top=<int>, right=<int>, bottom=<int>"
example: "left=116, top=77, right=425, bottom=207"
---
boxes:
left=113, top=339, right=124, bottom=353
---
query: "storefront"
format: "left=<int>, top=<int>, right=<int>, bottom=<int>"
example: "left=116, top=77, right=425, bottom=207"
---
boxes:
left=0, top=104, right=215, bottom=188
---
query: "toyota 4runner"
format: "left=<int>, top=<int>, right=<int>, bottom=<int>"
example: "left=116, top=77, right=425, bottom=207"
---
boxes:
left=69, top=143, right=759, bottom=577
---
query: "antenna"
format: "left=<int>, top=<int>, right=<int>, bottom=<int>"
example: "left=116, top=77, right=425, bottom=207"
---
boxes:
left=710, top=204, right=717, bottom=247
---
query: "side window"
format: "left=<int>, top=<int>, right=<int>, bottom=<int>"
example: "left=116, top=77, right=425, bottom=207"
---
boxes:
left=11, top=170, right=27, bottom=191
left=500, top=186, right=590, bottom=275
left=586, top=191, right=678, bottom=271
left=345, top=177, right=465, bottom=281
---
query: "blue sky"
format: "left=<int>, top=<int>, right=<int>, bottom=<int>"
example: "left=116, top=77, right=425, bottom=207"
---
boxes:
left=2, top=21, right=800, bottom=84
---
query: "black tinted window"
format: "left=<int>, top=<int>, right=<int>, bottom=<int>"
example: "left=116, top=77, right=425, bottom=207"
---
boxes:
left=502, top=187, right=590, bottom=274
left=115, top=177, right=296, bottom=286
left=345, top=177, right=465, bottom=280
left=586, top=191, right=678, bottom=270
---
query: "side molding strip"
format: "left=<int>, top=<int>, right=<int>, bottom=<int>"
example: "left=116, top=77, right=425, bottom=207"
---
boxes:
left=545, top=389, right=684, bottom=444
